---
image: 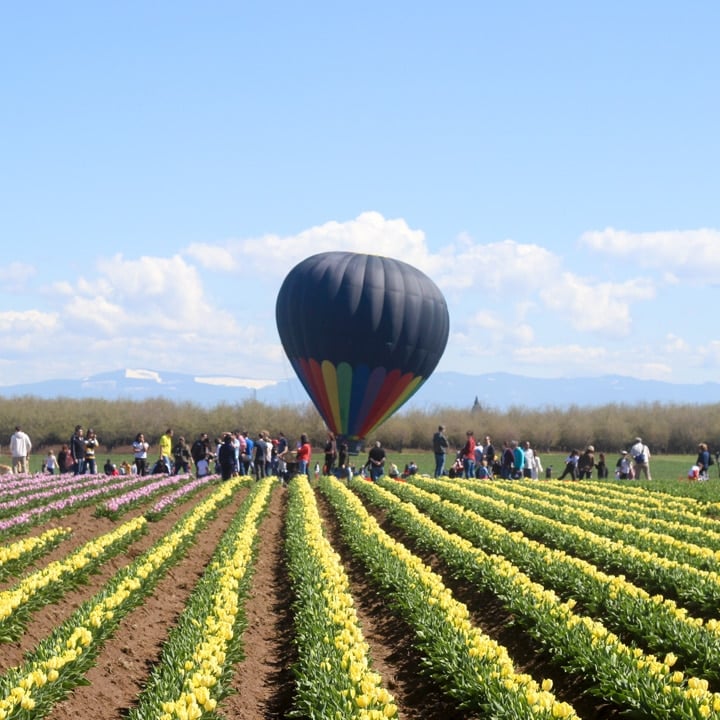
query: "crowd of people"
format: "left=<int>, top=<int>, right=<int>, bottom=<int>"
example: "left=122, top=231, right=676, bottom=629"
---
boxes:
left=432, top=426, right=546, bottom=481
left=427, top=427, right=705, bottom=484
left=4, top=423, right=717, bottom=485
left=3, top=424, right=328, bottom=483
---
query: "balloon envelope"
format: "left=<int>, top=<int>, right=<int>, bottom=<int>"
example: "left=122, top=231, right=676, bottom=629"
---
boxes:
left=275, top=251, right=450, bottom=441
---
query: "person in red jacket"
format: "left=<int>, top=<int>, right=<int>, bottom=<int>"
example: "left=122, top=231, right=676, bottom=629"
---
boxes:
left=296, top=433, right=312, bottom=477
left=461, top=430, right=476, bottom=478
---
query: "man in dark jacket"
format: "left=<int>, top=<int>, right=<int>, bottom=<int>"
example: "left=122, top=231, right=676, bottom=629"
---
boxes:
left=366, top=441, right=386, bottom=482
left=191, top=433, right=209, bottom=465
left=70, top=425, right=86, bottom=475
left=218, top=433, right=236, bottom=481
left=432, top=425, right=449, bottom=477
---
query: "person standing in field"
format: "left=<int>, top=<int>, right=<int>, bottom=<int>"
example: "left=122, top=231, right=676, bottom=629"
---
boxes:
left=474, top=439, right=485, bottom=477
left=483, top=436, right=496, bottom=473
left=158, top=428, right=174, bottom=473
left=461, top=431, right=476, bottom=479
left=191, top=433, right=210, bottom=468
left=432, top=425, right=449, bottom=477
left=696, top=442, right=712, bottom=480
left=366, top=440, right=386, bottom=482
left=557, top=449, right=580, bottom=480
left=133, top=432, right=150, bottom=476
left=523, top=441, right=537, bottom=479
left=172, top=436, right=193, bottom=475
left=57, top=444, right=73, bottom=474
left=630, top=437, right=652, bottom=481
left=615, top=450, right=632, bottom=479
left=323, top=431, right=337, bottom=475
left=218, top=433, right=236, bottom=481
left=511, top=440, right=525, bottom=479
left=276, top=432, right=289, bottom=484
left=595, top=452, right=608, bottom=479
left=500, top=441, right=514, bottom=479
left=296, top=433, right=312, bottom=477
left=577, top=445, right=595, bottom=480
left=254, top=432, right=267, bottom=480
left=84, top=428, right=100, bottom=475
left=9, top=426, right=32, bottom=474
left=70, top=425, right=86, bottom=475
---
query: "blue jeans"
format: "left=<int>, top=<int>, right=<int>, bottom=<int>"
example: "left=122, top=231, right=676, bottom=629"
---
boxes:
left=298, top=460, right=308, bottom=476
left=434, top=453, right=446, bottom=477
left=74, top=459, right=86, bottom=475
left=463, top=458, right=475, bottom=479
left=370, top=465, right=384, bottom=482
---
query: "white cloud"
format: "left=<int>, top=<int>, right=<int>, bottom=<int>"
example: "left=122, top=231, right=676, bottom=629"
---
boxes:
left=435, top=239, right=560, bottom=293
left=697, top=340, right=720, bottom=369
left=2, top=213, right=719, bottom=387
left=183, top=244, right=238, bottom=271
left=664, top=333, right=689, bottom=353
left=0, top=263, right=36, bottom=291
left=580, top=228, right=720, bottom=282
left=0, top=310, right=58, bottom=333
left=185, top=211, right=433, bottom=278
left=465, top=310, right=535, bottom=346
left=511, top=344, right=674, bottom=381
left=539, top=273, right=655, bottom=335
left=64, top=254, right=234, bottom=334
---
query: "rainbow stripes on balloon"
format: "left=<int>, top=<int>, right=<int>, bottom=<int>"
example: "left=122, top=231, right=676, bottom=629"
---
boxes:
left=292, top=358, right=424, bottom=441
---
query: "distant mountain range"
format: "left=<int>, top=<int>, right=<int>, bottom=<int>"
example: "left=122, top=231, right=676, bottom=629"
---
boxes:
left=0, top=368, right=719, bottom=410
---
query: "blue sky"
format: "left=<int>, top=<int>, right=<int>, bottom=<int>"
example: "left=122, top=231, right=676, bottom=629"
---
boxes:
left=2, top=1, right=719, bottom=390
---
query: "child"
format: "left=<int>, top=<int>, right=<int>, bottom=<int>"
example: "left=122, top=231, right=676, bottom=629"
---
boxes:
left=403, top=461, right=418, bottom=477
left=615, top=451, right=632, bottom=480
left=196, top=455, right=210, bottom=478
left=43, top=450, right=57, bottom=475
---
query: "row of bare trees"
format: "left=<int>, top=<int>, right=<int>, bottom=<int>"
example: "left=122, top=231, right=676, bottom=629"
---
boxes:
left=0, top=395, right=717, bottom=456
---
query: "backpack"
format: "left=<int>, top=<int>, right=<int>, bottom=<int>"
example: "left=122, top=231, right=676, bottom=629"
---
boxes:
left=634, top=451, right=646, bottom=464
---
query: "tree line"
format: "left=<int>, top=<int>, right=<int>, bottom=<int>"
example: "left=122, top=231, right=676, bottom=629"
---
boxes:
left=0, top=395, right=717, bottom=456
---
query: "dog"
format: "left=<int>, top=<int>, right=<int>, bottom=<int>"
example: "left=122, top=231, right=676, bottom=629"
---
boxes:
left=0, top=464, right=12, bottom=475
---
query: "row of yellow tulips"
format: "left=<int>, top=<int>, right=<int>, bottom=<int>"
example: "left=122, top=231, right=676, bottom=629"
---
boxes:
left=319, top=475, right=579, bottom=719
left=429, top=475, right=720, bottom=612
left=356, top=477, right=720, bottom=719
left=488, top=478, right=720, bottom=567
left=286, top=475, right=398, bottom=719
left=0, top=475, right=246, bottom=719
left=0, top=514, right=147, bottom=641
left=384, top=477, right=720, bottom=683
left=129, top=476, right=271, bottom=720
left=0, top=527, right=71, bottom=582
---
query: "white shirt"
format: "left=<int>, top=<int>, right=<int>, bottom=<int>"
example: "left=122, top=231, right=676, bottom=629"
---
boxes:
left=10, top=431, right=31, bottom=457
left=630, top=442, right=649, bottom=462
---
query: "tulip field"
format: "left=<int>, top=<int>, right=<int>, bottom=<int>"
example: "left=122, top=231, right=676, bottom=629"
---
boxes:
left=1, top=469, right=720, bottom=718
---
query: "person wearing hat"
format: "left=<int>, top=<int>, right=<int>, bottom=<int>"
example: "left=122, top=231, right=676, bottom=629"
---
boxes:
left=578, top=445, right=596, bottom=480
left=630, top=437, right=652, bottom=481
left=616, top=450, right=632, bottom=480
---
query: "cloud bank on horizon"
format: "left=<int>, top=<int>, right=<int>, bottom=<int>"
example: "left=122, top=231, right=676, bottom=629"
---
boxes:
left=2, top=213, right=720, bottom=388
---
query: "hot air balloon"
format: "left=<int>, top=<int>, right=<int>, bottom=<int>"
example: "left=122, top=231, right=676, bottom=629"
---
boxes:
left=275, top=251, right=450, bottom=448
